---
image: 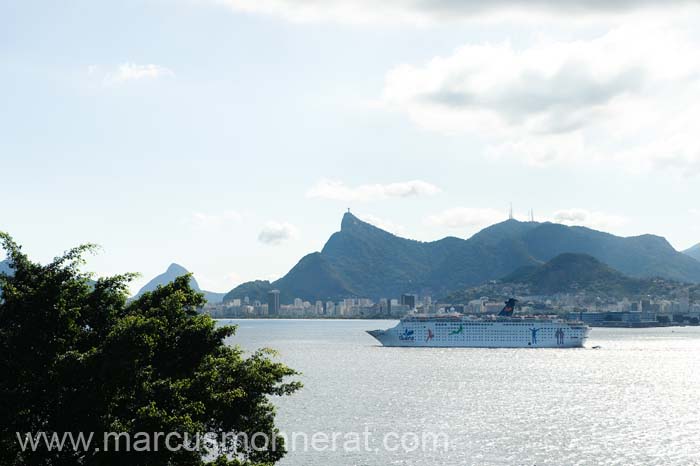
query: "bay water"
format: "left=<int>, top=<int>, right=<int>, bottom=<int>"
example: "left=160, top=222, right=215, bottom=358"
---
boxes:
left=222, top=319, right=700, bottom=465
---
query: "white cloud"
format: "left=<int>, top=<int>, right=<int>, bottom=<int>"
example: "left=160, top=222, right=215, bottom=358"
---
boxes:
left=357, top=214, right=407, bottom=236
left=189, top=210, right=243, bottom=229
left=218, top=0, right=696, bottom=24
left=381, top=24, right=700, bottom=175
left=95, top=63, right=174, bottom=85
left=258, top=222, right=299, bottom=245
left=425, top=207, right=506, bottom=230
left=306, top=179, right=440, bottom=202
left=551, top=209, right=628, bottom=231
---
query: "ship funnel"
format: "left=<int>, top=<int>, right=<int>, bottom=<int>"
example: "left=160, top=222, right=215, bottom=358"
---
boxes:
left=498, top=298, right=517, bottom=317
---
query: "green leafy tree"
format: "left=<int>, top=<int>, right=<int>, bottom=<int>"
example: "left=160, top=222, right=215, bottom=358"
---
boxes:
left=0, top=233, right=301, bottom=466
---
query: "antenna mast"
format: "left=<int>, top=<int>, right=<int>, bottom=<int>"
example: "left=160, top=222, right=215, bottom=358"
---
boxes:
left=508, top=203, right=513, bottom=220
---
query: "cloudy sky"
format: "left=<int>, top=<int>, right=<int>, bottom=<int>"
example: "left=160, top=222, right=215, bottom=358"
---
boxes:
left=2, top=0, right=700, bottom=293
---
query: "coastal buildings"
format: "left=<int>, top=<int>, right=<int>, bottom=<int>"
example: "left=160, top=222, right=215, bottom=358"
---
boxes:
left=267, top=290, right=280, bottom=316
left=204, top=289, right=700, bottom=326
left=205, top=293, right=425, bottom=318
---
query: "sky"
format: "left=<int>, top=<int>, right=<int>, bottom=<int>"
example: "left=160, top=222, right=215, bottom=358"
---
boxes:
left=2, top=0, right=700, bottom=294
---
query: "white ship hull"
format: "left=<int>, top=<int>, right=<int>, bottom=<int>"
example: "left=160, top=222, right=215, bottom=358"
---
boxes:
left=368, top=316, right=590, bottom=348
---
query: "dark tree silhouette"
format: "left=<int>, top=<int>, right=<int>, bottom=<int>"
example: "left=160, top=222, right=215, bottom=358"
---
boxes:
left=0, top=232, right=300, bottom=466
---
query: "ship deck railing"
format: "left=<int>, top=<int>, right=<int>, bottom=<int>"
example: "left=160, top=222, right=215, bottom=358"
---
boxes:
left=401, top=313, right=586, bottom=325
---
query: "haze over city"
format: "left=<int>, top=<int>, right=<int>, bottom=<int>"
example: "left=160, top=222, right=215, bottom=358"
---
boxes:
left=3, top=1, right=700, bottom=295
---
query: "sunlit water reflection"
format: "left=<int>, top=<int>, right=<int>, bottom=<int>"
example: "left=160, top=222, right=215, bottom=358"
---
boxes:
left=222, top=320, right=700, bottom=466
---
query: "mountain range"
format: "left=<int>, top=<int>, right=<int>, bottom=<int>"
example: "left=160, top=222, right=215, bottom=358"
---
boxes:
left=502, top=253, right=663, bottom=296
left=1, top=259, right=225, bottom=304
left=443, top=252, right=690, bottom=303
left=134, top=263, right=226, bottom=303
left=684, top=243, right=700, bottom=262
left=5, top=216, right=700, bottom=305
left=223, top=212, right=700, bottom=303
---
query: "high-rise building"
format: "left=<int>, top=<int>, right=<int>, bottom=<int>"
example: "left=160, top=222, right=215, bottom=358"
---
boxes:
left=401, top=294, right=417, bottom=309
left=680, top=291, right=690, bottom=313
left=379, top=298, right=388, bottom=315
left=268, top=290, right=280, bottom=316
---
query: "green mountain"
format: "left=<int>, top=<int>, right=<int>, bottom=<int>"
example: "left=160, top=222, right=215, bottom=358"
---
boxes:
left=224, top=214, right=542, bottom=303
left=517, top=223, right=700, bottom=282
left=223, top=280, right=274, bottom=303
left=223, top=212, right=700, bottom=303
left=684, top=243, right=700, bottom=262
left=223, top=253, right=356, bottom=304
left=135, top=263, right=225, bottom=304
left=503, top=253, right=651, bottom=296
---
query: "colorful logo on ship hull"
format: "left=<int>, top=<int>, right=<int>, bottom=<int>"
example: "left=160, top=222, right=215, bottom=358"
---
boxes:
left=399, top=328, right=415, bottom=341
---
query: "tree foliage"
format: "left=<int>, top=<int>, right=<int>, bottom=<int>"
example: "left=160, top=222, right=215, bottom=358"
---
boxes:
left=0, top=232, right=301, bottom=466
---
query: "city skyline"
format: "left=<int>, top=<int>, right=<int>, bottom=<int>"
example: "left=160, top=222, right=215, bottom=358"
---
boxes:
left=2, top=1, right=700, bottom=294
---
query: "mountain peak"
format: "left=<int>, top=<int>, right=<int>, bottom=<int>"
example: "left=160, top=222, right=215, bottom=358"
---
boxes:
left=628, top=234, right=674, bottom=250
left=471, top=218, right=540, bottom=245
left=341, top=212, right=362, bottom=231
left=136, top=263, right=200, bottom=298
left=166, top=263, right=189, bottom=275
left=503, top=252, right=640, bottom=296
left=685, top=243, right=700, bottom=261
left=339, top=212, right=390, bottom=237
left=135, top=263, right=226, bottom=303
left=547, top=252, right=606, bottom=268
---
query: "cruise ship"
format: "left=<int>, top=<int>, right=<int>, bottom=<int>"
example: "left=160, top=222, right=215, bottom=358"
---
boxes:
left=367, top=299, right=590, bottom=348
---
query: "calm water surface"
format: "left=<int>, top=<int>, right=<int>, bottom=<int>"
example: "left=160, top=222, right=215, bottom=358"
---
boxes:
left=221, top=319, right=700, bottom=466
